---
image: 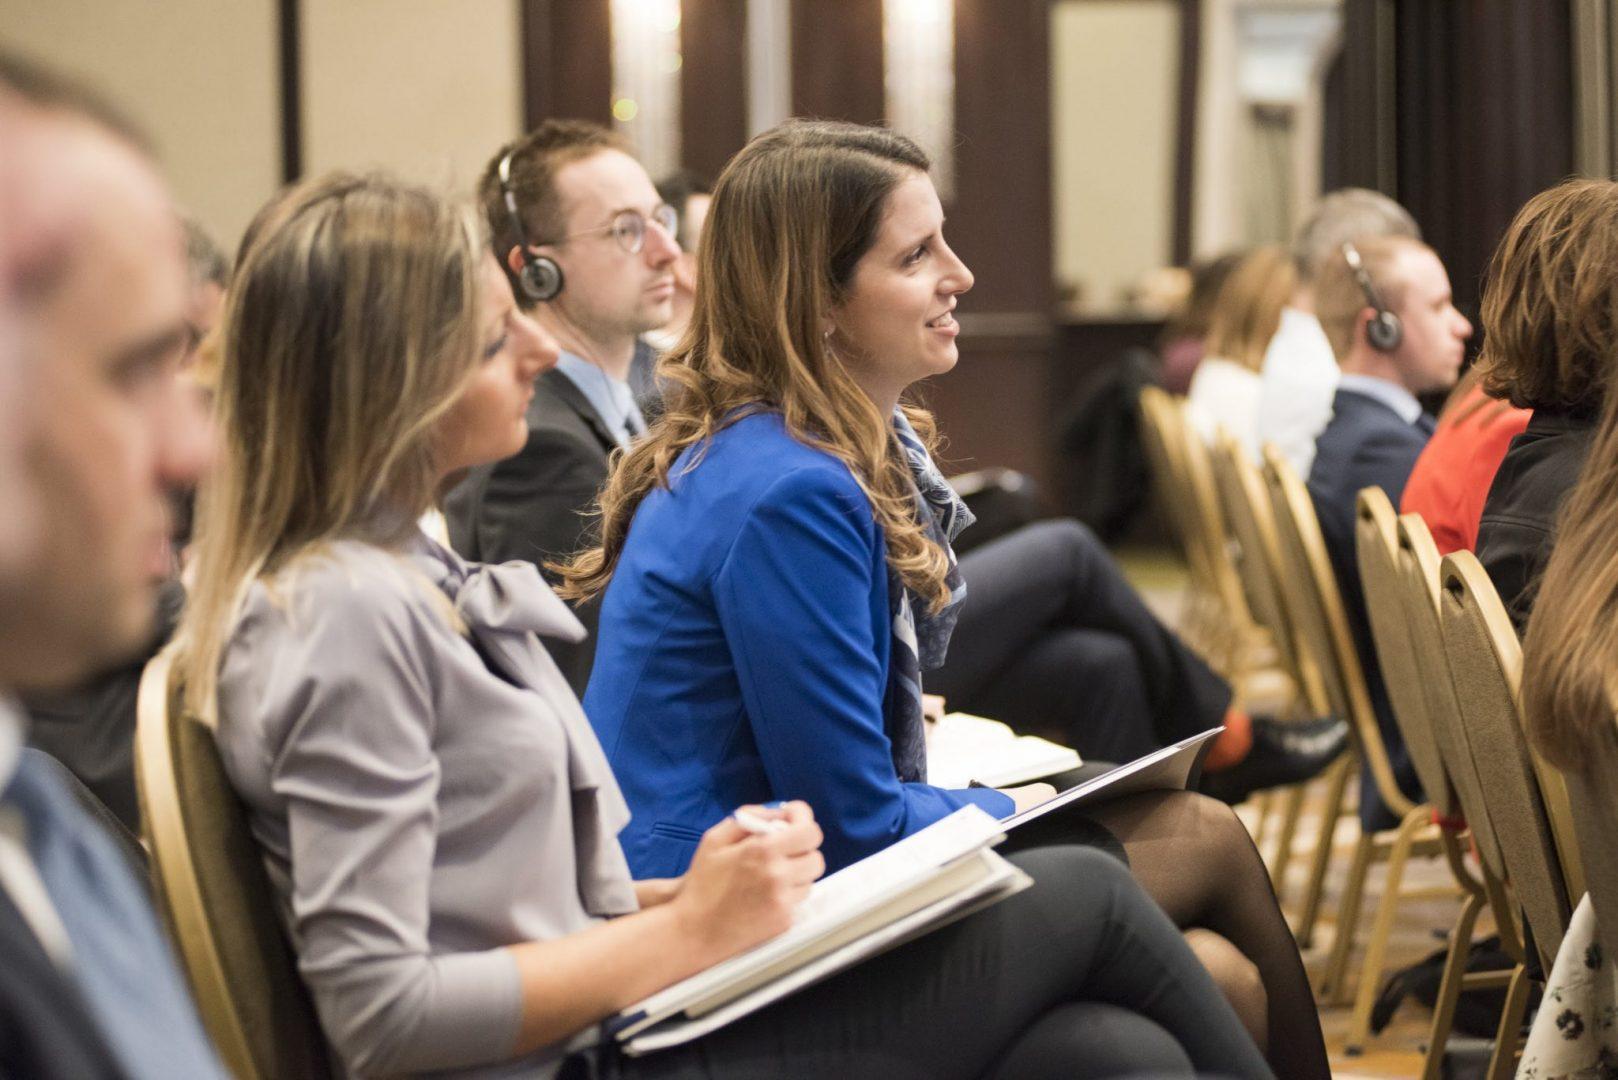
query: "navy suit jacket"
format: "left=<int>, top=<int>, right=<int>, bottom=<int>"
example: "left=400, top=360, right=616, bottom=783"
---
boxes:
left=583, top=411, right=1011, bottom=877
left=1307, top=386, right=1430, bottom=831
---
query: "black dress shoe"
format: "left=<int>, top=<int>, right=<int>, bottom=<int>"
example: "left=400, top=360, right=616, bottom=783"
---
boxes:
left=1199, top=714, right=1349, bottom=804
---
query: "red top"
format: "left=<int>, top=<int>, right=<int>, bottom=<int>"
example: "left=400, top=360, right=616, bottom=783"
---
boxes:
left=1400, top=382, right=1532, bottom=555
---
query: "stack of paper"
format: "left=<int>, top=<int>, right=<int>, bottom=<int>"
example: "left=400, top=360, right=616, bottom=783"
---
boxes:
left=610, top=806, right=1031, bottom=1055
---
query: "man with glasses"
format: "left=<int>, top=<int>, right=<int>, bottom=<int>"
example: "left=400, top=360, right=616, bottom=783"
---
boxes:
left=448, top=121, right=681, bottom=691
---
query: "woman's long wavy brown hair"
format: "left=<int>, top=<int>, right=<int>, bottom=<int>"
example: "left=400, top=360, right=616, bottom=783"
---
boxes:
left=556, top=119, right=954, bottom=611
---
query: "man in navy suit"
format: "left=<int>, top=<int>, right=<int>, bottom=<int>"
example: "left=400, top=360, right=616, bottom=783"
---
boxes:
left=1307, top=235, right=1472, bottom=830
left=448, top=121, right=681, bottom=693
left=0, top=54, right=223, bottom=1078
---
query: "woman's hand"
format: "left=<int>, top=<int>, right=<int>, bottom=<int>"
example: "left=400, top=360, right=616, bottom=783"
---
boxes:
left=633, top=878, right=682, bottom=908
left=669, top=801, right=826, bottom=964
left=999, top=782, right=1057, bottom=814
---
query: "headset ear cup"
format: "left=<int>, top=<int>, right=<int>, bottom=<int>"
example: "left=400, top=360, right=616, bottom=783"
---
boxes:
left=1368, top=311, right=1403, bottom=352
left=519, top=255, right=564, bottom=303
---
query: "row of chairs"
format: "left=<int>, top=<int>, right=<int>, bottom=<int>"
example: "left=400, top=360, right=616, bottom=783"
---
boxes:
left=122, top=387, right=1618, bottom=1079
left=1138, top=385, right=1610, bottom=1077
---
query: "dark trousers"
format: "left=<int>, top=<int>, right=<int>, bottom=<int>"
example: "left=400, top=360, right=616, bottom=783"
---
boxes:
left=600, top=845, right=1272, bottom=1080
left=930, top=520, right=1232, bottom=763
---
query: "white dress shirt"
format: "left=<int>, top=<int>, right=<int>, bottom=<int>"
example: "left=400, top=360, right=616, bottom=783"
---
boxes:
left=1185, top=356, right=1264, bottom=461
left=1255, top=307, right=1339, bottom=478
left=1335, top=372, right=1423, bottom=424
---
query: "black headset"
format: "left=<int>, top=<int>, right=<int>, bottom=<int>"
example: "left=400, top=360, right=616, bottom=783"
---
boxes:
left=1341, top=240, right=1402, bottom=352
left=497, top=147, right=564, bottom=303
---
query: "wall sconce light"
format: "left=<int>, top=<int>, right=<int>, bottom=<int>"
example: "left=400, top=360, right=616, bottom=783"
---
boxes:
left=610, top=0, right=683, bottom=177
left=884, top=0, right=956, bottom=200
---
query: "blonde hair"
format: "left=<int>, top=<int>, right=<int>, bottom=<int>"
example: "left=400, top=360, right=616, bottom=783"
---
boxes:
left=174, top=172, right=485, bottom=718
left=1203, top=246, right=1295, bottom=372
left=557, top=119, right=953, bottom=611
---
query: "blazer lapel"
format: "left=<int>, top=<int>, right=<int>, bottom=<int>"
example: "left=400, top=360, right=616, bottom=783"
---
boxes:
left=542, top=370, right=619, bottom=457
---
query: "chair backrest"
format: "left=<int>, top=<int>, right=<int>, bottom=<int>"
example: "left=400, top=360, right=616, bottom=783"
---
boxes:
left=1210, top=433, right=1327, bottom=714
left=1262, top=443, right=1415, bottom=818
left=1140, top=386, right=1230, bottom=598
left=1176, top=419, right=1258, bottom=634
left=1438, top=551, right=1574, bottom=970
left=1393, top=514, right=1505, bottom=877
left=135, top=646, right=333, bottom=1080
left=1354, top=487, right=1455, bottom=818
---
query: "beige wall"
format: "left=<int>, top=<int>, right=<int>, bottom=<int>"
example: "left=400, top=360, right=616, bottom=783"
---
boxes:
left=301, top=0, right=523, bottom=195
left=1, top=0, right=524, bottom=252
left=1050, top=0, right=1179, bottom=312
left=1, top=0, right=281, bottom=254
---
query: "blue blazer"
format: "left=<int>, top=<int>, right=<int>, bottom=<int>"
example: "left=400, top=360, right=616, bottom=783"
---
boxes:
left=1306, top=386, right=1429, bottom=831
left=584, top=411, right=1011, bottom=877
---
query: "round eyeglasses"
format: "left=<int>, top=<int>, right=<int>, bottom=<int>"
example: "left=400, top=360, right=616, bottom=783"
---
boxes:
left=557, top=204, right=680, bottom=255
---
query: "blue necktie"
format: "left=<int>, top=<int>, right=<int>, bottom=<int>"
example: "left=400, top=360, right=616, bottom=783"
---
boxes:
left=3, top=751, right=225, bottom=1079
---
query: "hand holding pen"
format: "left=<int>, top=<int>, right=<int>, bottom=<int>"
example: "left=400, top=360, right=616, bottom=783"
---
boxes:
left=669, top=800, right=826, bottom=960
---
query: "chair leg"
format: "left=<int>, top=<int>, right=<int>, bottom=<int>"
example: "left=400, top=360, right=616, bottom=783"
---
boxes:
left=1484, top=963, right=1531, bottom=1080
left=1344, top=807, right=1428, bottom=1051
left=1269, top=782, right=1307, bottom=900
left=1421, top=886, right=1485, bottom=1080
left=1251, top=788, right=1276, bottom=849
left=1296, top=752, right=1354, bottom=949
left=1321, top=829, right=1375, bottom=1003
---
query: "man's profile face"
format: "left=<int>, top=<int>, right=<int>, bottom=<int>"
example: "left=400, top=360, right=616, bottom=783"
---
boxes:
left=543, top=148, right=679, bottom=342
left=1387, top=246, right=1471, bottom=395
left=0, top=115, right=211, bottom=688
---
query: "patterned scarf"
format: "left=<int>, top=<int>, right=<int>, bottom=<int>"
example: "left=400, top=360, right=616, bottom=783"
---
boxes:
left=884, top=409, right=975, bottom=783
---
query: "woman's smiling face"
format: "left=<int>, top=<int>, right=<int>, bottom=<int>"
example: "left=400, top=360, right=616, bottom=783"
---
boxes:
left=829, top=170, right=974, bottom=408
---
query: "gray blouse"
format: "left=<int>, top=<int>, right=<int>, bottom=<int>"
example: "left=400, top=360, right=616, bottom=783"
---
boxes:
left=215, top=535, right=639, bottom=1078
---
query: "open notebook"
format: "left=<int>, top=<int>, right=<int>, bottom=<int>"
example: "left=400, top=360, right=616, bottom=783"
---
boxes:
left=609, top=805, right=1031, bottom=1055
left=926, top=711, right=1082, bottom=789
left=1001, top=727, right=1223, bottom=832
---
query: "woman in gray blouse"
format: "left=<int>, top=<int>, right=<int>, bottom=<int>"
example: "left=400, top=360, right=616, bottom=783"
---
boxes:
left=172, top=172, right=1272, bottom=1079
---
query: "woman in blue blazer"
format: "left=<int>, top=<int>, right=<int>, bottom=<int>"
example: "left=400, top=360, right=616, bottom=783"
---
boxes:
left=567, top=120, right=1326, bottom=1078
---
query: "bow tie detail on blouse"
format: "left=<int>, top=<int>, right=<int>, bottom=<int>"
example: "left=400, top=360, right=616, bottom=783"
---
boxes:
left=411, top=534, right=638, bottom=918
left=452, top=560, right=587, bottom=645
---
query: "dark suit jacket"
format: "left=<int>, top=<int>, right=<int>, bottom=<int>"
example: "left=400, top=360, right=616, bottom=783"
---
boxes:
left=1307, top=386, right=1430, bottom=831
left=445, top=368, right=617, bottom=694
left=0, top=887, right=127, bottom=1079
left=1476, top=406, right=1595, bottom=631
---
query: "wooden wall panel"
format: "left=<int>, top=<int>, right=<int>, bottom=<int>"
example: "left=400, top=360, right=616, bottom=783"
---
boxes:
left=681, top=0, right=750, bottom=180
left=521, top=0, right=612, bottom=126
left=790, top=0, right=884, bottom=122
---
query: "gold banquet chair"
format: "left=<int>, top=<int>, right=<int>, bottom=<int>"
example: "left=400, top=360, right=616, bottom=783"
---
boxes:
left=135, top=645, right=334, bottom=1080
left=1439, top=551, right=1585, bottom=1079
left=1260, top=448, right=1446, bottom=1014
left=1354, top=491, right=1497, bottom=1064
left=1210, top=434, right=1349, bottom=923
left=1393, top=513, right=1525, bottom=1080
left=1138, top=385, right=1226, bottom=656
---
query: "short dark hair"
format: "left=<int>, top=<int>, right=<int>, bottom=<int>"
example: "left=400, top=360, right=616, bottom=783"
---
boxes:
left=655, top=169, right=714, bottom=251
left=0, top=48, right=153, bottom=154
left=478, top=120, right=630, bottom=299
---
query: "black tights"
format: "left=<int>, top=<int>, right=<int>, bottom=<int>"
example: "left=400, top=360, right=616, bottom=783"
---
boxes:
left=601, top=846, right=1274, bottom=1080
left=1009, top=791, right=1330, bottom=1080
